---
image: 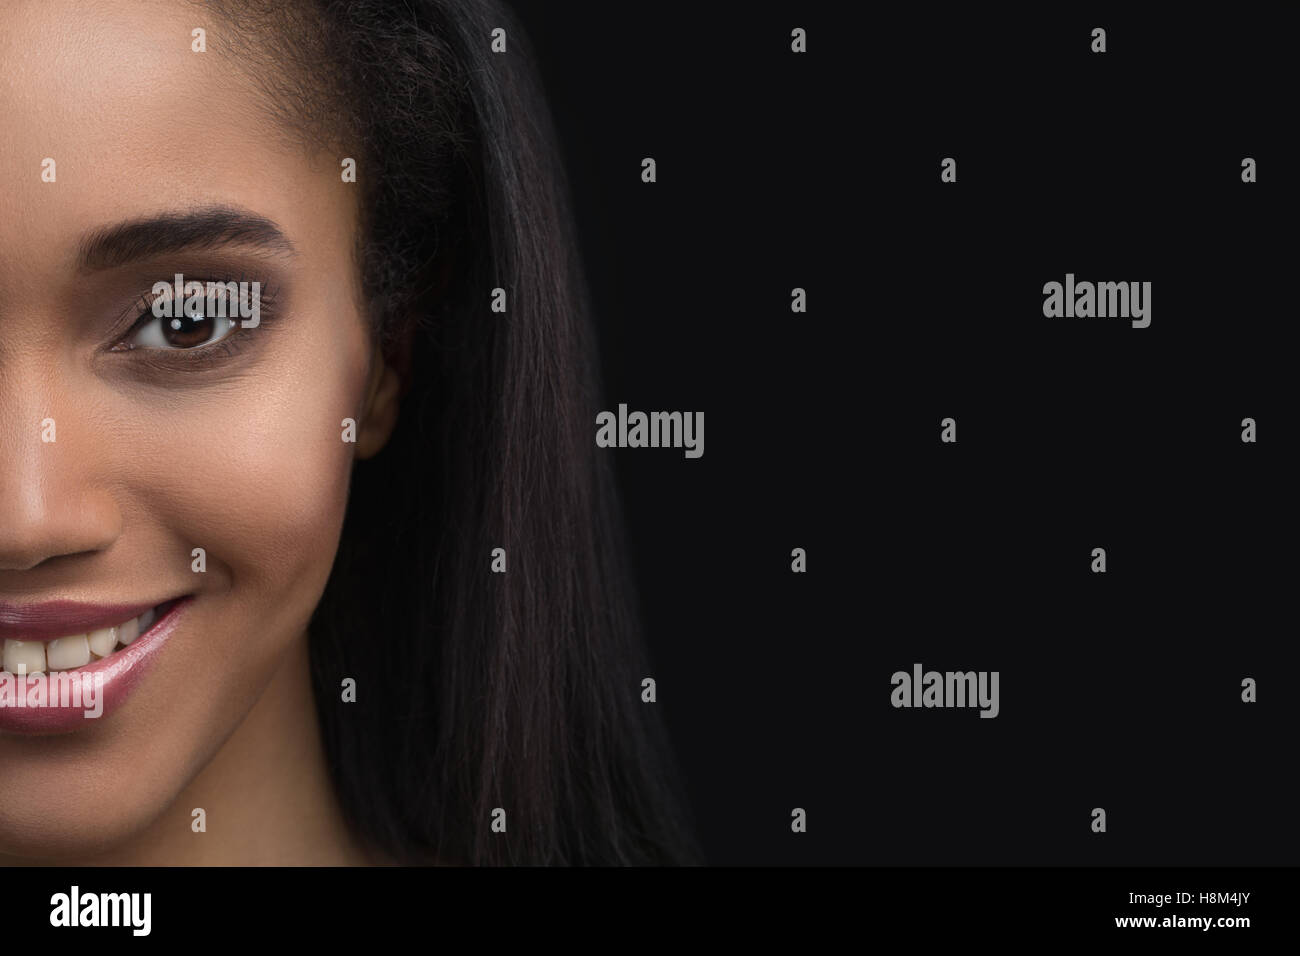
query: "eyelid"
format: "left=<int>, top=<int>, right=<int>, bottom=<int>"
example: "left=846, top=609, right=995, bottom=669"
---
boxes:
left=107, top=274, right=281, bottom=366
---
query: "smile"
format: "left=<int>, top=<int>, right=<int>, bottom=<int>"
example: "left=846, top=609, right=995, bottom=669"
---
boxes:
left=2, top=600, right=182, bottom=675
left=0, top=597, right=191, bottom=734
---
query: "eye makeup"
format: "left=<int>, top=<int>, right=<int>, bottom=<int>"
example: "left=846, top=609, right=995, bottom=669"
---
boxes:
left=103, top=273, right=284, bottom=374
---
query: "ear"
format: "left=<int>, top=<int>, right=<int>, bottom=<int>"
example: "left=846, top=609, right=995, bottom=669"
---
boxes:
left=355, top=346, right=404, bottom=460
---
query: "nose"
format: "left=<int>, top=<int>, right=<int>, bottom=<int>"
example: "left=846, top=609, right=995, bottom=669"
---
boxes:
left=0, top=368, right=122, bottom=572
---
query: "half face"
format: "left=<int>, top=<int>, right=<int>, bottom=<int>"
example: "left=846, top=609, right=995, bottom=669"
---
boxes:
left=0, top=0, right=376, bottom=857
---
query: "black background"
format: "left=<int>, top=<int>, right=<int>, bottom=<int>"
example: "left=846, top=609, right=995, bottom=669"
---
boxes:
left=509, top=1, right=1297, bottom=865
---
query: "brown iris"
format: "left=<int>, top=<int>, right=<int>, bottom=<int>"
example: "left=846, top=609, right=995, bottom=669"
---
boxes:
left=163, top=303, right=227, bottom=348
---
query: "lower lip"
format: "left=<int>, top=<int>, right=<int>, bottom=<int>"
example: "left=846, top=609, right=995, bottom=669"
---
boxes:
left=0, top=597, right=192, bottom=736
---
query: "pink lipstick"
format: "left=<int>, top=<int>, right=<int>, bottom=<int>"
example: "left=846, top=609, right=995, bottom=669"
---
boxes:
left=0, top=596, right=191, bottom=735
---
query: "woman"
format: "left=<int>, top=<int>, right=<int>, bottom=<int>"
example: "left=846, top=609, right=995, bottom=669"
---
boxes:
left=0, top=0, right=700, bottom=865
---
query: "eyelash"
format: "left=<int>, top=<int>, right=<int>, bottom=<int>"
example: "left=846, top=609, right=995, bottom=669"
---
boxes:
left=111, top=274, right=280, bottom=368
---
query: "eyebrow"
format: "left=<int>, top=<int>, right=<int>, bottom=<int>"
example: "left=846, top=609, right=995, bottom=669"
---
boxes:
left=77, top=206, right=297, bottom=272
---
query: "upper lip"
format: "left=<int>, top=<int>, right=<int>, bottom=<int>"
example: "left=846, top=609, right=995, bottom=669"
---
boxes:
left=0, top=600, right=162, bottom=640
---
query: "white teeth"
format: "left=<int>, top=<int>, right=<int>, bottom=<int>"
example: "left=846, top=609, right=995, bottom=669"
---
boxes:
left=117, top=617, right=140, bottom=646
left=0, top=604, right=166, bottom=674
left=88, top=626, right=118, bottom=658
left=47, top=635, right=91, bottom=670
left=3, top=639, right=47, bottom=675
left=135, top=608, right=156, bottom=635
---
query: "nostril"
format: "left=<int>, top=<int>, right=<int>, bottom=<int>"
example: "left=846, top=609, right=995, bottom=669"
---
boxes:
left=0, top=495, right=123, bottom=573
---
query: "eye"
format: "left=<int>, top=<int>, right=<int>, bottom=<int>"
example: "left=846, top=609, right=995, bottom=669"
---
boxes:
left=127, top=292, right=239, bottom=350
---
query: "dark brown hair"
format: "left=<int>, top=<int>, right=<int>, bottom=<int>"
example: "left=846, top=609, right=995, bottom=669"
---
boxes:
left=202, top=0, right=702, bottom=864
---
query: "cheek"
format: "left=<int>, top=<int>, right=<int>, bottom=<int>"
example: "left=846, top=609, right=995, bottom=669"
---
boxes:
left=0, top=311, right=372, bottom=856
left=117, top=310, right=371, bottom=763
left=151, top=323, right=370, bottom=637
left=188, top=371, right=358, bottom=586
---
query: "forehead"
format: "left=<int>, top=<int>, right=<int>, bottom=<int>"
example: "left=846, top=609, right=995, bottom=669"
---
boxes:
left=0, top=0, right=349, bottom=281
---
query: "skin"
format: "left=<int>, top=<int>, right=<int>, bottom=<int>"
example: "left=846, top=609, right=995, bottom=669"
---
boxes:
left=0, top=0, right=402, bottom=863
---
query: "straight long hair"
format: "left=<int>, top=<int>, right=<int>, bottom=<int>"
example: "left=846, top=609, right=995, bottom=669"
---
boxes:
left=273, top=0, right=704, bottom=864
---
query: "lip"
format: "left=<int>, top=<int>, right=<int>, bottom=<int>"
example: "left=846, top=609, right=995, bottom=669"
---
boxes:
left=0, top=600, right=160, bottom=641
left=0, top=596, right=192, bottom=736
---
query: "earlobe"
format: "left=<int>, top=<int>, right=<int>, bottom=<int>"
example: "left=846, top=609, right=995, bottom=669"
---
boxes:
left=355, top=353, right=403, bottom=459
